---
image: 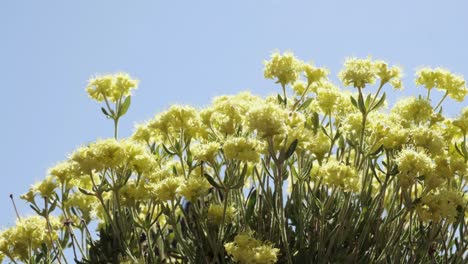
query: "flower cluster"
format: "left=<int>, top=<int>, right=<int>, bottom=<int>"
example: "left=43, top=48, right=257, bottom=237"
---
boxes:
left=3, top=52, right=468, bottom=264
left=224, top=233, right=280, bottom=264
left=416, top=68, right=468, bottom=101
left=86, top=72, right=138, bottom=102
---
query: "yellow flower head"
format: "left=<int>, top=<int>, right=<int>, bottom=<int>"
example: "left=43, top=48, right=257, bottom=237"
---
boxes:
left=151, top=177, right=183, bottom=201
left=264, top=51, right=303, bottom=86
left=318, top=159, right=360, bottom=192
left=207, top=204, right=235, bottom=225
left=339, top=57, right=377, bottom=88
left=374, top=60, right=403, bottom=89
left=302, top=63, right=329, bottom=86
left=246, top=102, right=288, bottom=137
left=178, top=175, right=211, bottom=202
left=416, top=67, right=468, bottom=101
left=417, top=189, right=464, bottom=222
left=149, top=105, right=203, bottom=140
left=223, top=137, right=262, bottom=163
left=391, top=97, right=433, bottom=127
left=224, top=233, right=280, bottom=264
left=395, top=148, right=434, bottom=188
left=86, top=72, right=138, bottom=102
left=453, top=106, right=468, bottom=134
left=192, top=141, right=220, bottom=163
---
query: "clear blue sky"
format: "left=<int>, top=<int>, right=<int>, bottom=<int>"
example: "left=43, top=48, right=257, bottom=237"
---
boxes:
left=1, top=0, right=467, bottom=227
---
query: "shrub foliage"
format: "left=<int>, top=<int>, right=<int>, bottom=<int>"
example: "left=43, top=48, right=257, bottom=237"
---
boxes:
left=1, top=53, right=468, bottom=264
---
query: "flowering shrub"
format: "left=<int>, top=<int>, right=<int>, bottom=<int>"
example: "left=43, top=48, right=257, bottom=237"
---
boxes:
left=1, top=52, right=468, bottom=264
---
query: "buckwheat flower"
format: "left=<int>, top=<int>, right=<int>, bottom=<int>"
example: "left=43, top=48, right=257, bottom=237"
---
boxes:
left=151, top=177, right=183, bottom=201
left=318, top=159, right=360, bottom=192
left=264, top=51, right=303, bottom=86
left=224, top=233, right=279, bottom=264
left=203, top=93, right=261, bottom=136
left=246, top=103, right=288, bottom=137
left=316, top=84, right=341, bottom=114
left=374, top=60, right=403, bottom=89
left=150, top=105, right=203, bottom=140
left=453, top=106, right=468, bottom=134
left=339, top=57, right=377, bottom=88
left=371, top=117, right=409, bottom=149
left=192, top=141, right=220, bottom=163
left=131, top=122, right=153, bottom=143
left=411, top=126, right=446, bottom=156
left=112, top=72, right=139, bottom=100
left=306, top=130, right=331, bottom=160
left=416, top=68, right=468, bottom=101
left=0, top=216, right=61, bottom=262
left=395, top=149, right=434, bottom=188
left=223, top=137, right=262, bottom=163
left=86, top=73, right=138, bottom=103
left=49, top=160, right=80, bottom=184
left=178, top=176, right=211, bottom=202
left=120, top=179, right=152, bottom=203
left=302, top=63, right=329, bottom=86
left=65, top=192, right=98, bottom=221
left=208, top=204, right=235, bottom=225
left=391, top=97, right=433, bottom=127
left=20, top=188, right=36, bottom=203
left=417, top=189, right=464, bottom=222
left=32, top=176, right=58, bottom=198
left=291, top=80, right=308, bottom=96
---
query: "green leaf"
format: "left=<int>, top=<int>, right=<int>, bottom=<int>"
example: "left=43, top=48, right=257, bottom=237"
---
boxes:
left=277, top=94, right=283, bottom=104
left=285, top=139, right=298, bottom=160
left=350, top=95, right=358, bottom=109
left=245, top=189, right=257, bottom=222
left=101, top=107, right=111, bottom=118
left=358, top=92, right=366, bottom=114
left=78, top=187, right=94, bottom=196
left=162, top=144, right=176, bottom=155
left=204, top=173, right=223, bottom=189
left=371, top=92, right=386, bottom=111
left=119, top=96, right=131, bottom=117
left=298, top=98, right=313, bottom=111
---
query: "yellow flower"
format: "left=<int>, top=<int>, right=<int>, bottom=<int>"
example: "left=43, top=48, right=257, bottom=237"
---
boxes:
left=306, top=130, right=331, bottom=160
left=374, top=60, right=403, bottom=89
left=151, top=177, right=183, bottom=201
left=411, top=126, right=446, bottom=156
left=71, top=138, right=154, bottom=176
left=417, top=189, right=464, bottom=222
left=264, top=51, right=303, bottom=86
left=315, top=83, right=341, bottom=114
left=178, top=176, right=211, bottom=202
left=0, top=216, right=61, bottom=262
left=246, top=102, right=288, bottom=137
left=223, top=137, right=262, bottom=162
left=318, top=159, right=360, bottom=192
left=149, top=105, right=203, bottom=140
left=416, top=67, right=468, bottom=101
left=291, top=80, right=308, bottom=96
left=453, top=106, right=468, bottom=134
left=32, top=176, right=58, bottom=198
left=339, top=57, right=376, bottom=88
left=302, top=63, right=329, bottom=86
left=192, top=142, right=220, bottom=163
left=395, top=149, right=434, bottom=188
left=391, top=97, right=433, bottom=127
left=86, top=72, right=138, bottom=102
left=224, top=233, right=280, bottom=264
left=207, top=204, right=235, bottom=225
left=49, top=160, right=80, bottom=184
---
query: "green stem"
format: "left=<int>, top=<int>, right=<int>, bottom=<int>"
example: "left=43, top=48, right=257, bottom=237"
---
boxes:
left=434, top=91, right=449, bottom=112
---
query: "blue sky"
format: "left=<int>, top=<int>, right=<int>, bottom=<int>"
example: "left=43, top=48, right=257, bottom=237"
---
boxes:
left=0, top=0, right=467, bottom=227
